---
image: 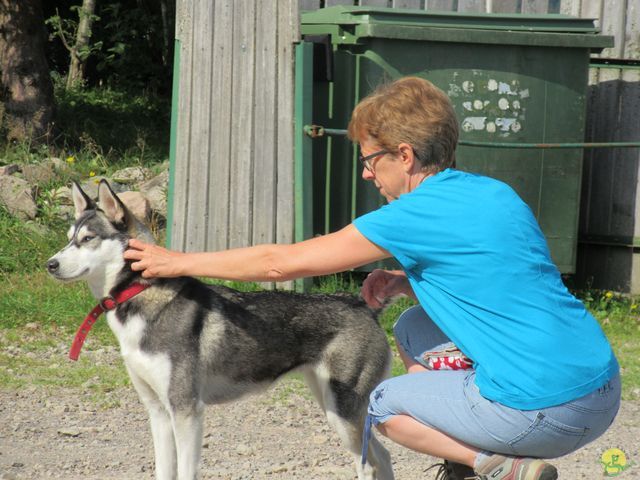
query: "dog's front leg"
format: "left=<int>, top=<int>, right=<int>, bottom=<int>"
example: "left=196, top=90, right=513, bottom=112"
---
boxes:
left=149, top=405, right=178, bottom=479
left=173, top=403, right=204, bottom=480
left=128, top=370, right=177, bottom=479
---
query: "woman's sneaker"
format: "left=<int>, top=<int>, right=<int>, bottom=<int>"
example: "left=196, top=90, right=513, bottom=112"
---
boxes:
left=426, top=460, right=476, bottom=479
left=474, top=454, right=558, bottom=480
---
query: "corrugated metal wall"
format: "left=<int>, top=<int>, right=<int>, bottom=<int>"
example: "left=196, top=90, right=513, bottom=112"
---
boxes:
left=569, top=0, right=640, bottom=292
left=171, top=0, right=640, bottom=291
left=577, top=67, right=640, bottom=292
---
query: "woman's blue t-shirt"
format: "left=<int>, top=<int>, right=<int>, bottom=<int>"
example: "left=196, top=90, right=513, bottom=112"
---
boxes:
left=353, top=168, right=619, bottom=410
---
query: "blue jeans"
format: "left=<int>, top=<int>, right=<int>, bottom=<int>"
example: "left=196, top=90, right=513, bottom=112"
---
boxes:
left=368, top=306, right=621, bottom=458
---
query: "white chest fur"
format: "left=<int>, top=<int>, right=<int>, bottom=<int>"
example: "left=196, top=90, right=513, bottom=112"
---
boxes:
left=106, top=312, right=172, bottom=405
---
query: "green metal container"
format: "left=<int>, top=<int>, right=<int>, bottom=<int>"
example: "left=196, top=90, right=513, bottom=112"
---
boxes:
left=296, top=5, right=613, bottom=273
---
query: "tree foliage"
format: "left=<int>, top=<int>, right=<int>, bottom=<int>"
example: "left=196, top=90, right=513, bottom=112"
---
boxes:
left=47, top=0, right=100, bottom=89
left=0, top=0, right=174, bottom=147
left=44, top=0, right=175, bottom=95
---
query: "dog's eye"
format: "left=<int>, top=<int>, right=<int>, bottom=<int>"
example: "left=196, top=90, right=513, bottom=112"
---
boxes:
left=82, top=236, right=95, bottom=243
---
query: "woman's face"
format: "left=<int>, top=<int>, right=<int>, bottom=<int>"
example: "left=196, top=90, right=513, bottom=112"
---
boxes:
left=359, top=136, right=407, bottom=202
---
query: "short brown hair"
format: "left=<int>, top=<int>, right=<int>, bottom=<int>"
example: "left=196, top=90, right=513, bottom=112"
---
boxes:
left=348, top=76, right=459, bottom=174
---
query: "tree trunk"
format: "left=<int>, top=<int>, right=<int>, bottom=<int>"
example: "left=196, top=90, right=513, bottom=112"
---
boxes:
left=0, top=0, right=55, bottom=143
left=66, top=0, right=96, bottom=89
left=159, top=0, right=170, bottom=67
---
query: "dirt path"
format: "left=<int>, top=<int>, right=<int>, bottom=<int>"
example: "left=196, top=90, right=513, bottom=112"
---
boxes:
left=1, top=374, right=638, bottom=480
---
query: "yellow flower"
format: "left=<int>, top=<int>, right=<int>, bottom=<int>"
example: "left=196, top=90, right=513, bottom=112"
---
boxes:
left=66, top=156, right=75, bottom=164
left=631, top=304, right=637, bottom=311
left=89, top=171, right=96, bottom=177
left=605, top=291, right=614, bottom=299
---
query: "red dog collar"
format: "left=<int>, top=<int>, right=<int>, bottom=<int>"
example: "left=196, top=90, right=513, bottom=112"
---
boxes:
left=69, top=282, right=149, bottom=361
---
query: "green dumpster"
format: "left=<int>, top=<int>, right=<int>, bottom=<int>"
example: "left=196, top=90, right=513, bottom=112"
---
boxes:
left=296, top=5, right=613, bottom=274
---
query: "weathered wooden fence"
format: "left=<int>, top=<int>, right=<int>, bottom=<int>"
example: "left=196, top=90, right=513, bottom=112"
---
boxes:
left=170, top=0, right=640, bottom=291
left=170, top=1, right=299, bottom=254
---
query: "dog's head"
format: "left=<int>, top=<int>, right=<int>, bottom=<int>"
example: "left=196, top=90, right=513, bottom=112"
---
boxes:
left=47, top=180, right=154, bottom=283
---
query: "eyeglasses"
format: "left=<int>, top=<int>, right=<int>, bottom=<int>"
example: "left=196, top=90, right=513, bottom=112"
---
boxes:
left=358, top=149, right=389, bottom=173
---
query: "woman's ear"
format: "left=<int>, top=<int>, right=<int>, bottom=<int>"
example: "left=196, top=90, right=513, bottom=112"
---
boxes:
left=398, top=143, right=417, bottom=172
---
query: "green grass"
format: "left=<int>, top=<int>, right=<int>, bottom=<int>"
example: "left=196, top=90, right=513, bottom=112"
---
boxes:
left=0, top=206, right=68, bottom=274
left=0, top=351, right=129, bottom=393
left=0, top=271, right=125, bottom=396
left=577, top=290, right=640, bottom=400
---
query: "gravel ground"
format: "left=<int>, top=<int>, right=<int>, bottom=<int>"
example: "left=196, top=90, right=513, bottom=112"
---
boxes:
left=1, top=350, right=638, bottom=480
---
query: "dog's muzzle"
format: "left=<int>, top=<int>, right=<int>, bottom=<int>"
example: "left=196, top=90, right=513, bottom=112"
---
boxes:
left=47, top=258, right=60, bottom=274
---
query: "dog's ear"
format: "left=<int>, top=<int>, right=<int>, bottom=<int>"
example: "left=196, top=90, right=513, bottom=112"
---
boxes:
left=72, top=181, right=95, bottom=219
left=97, top=180, right=127, bottom=225
left=97, top=179, right=156, bottom=243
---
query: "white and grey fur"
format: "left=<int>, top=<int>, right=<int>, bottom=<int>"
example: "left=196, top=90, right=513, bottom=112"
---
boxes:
left=47, top=180, right=394, bottom=480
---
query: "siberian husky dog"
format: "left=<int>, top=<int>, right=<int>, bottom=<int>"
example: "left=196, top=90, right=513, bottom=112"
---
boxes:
left=47, top=180, right=394, bottom=480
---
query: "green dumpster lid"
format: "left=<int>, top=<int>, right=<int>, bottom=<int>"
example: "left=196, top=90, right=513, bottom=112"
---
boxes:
left=300, top=5, right=614, bottom=51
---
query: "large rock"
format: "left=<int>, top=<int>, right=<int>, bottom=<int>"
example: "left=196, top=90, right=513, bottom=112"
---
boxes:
left=20, top=163, right=56, bottom=185
left=47, top=157, right=72, bottom=174
left=139, top=170, right=169, bottom=217
left=111, top=167, right=150, bottom=185
left=0, top=176, right=37, bottom=219
left=0, top=164, right=19, bottom=176
left=50, top=186, right=73, bottom=206
left=118, top=191, right=151, bottom=221
left=80, top=177, right=125, bottom=199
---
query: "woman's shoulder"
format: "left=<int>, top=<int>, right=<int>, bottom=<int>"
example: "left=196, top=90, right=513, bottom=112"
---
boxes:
left=417, top=168, right=513, bottom=198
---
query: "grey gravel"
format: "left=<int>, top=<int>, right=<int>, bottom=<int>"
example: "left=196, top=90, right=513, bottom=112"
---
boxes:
left=0, top=377, right=637, bottom=479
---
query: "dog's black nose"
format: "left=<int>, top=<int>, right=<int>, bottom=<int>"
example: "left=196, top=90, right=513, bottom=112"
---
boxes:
left=47, top=259, right=59, bottom=273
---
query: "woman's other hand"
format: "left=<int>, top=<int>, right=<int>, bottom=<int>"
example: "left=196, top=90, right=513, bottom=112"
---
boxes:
left=361, top=269, right=413, bottom=309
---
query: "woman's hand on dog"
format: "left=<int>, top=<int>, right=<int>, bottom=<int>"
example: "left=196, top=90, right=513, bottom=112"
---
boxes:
left=124, top=239, right=186, bottom=278
left=361, top=269, right=416, bottom=309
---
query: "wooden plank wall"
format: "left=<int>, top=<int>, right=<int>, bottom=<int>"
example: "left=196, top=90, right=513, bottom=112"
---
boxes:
left=171, top=0, right=299, bottom=258
left=172, top=0, right=639, bottom=291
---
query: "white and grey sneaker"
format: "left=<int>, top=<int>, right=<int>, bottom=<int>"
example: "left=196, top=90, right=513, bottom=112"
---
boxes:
left=472, top=454, right=558, bottom=480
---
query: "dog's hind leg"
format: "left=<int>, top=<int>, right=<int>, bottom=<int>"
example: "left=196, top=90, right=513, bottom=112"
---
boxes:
left=325, top=409, right=394, bottom=480
left=172, top=402, right=204, bottom=480
left=302, top=368, right=326, bottom=412
left=128, top=371, right=177, bottom=480
left=362, top=429, right=394, bottom=480
left=308, top=366, right=394, bottom=480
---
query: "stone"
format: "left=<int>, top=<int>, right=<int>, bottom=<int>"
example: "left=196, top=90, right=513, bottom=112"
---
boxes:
left=80, top=177, right=125, bottom=199
left=57, top=428, right=81, bottom=437
left=0, top=175, right=37, bottom=219
left=119, top=191, right=151, bottom=221
left=0, top=164, right=19, bottom=176
left=235, top=444, right=254, bottom=456
left=20, top=163, right=56, bottom=185
left=50, top=186, right=73, bottom=206
left=139, top=170, right=169, bottom=217
left=139, top=169, right=169, bottom=192
left=111, top=166, right=150, bottom=185
left=54, top=205, right=75, bottom=221
left=47, top=157, right=69, bottom=172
